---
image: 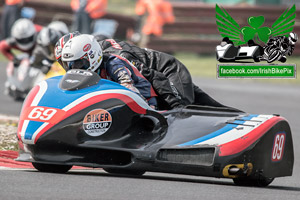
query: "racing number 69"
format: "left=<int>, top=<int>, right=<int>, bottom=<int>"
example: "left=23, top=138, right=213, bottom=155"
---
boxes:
left=272, top=133, right=285, bottom=161
left=28, top=107, right=57, bottom=121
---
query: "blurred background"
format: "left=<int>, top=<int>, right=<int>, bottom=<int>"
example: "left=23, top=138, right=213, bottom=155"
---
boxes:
left=0, top=0, right=299, bottom=83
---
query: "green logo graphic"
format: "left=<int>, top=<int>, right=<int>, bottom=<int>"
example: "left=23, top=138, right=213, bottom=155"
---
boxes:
left=216, top=4, right=296, bottom=46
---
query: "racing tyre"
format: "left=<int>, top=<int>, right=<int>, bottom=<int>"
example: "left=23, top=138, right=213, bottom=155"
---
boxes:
left=103, top=168, right=145, bottom=176
left=233, top=177, right=274, bottom=187
left=267, top=50, right=281, bottom=63
left=32, top=162, right=72, bottom=173
left=253, top=56, right=260, bottom=62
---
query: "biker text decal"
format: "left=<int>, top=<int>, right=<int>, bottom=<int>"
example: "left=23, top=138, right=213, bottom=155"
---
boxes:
left=271, top=133, right=286, bottom=162
left=83, top=109, right=112, bottom=137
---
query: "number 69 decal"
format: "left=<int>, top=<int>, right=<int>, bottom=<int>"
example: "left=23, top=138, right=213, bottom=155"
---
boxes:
left=271, top=133, right=286, bottom=162
left=22, top=106, right=66, bottom=124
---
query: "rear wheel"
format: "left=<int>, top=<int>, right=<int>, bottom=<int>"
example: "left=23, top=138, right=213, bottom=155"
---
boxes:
left=32, top=162, right=72, bottom=173
left=103, top=168, right=145, bottom=176
left=233, top=177, right=274, bottom=187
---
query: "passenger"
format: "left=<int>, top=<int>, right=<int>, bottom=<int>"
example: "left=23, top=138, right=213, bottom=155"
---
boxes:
left=97, top=38, right=226, bottom=110
left=0, top=18, right=43, bottom=66
left=60, top=34, right=157, bottom=108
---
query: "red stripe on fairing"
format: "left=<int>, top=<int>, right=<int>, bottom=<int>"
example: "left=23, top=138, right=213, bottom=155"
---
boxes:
left=17, top=85, right=40, bottom=141
left=33, top=93, right=147, bottom=143
left=219, top=116, right=284, bottom=157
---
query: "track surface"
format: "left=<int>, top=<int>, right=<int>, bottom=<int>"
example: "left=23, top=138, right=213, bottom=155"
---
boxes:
left=0, top=62, right=300, bottom=199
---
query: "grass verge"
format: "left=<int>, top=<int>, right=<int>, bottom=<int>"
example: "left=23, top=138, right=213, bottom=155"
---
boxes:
left=0, top=122, right=18, bottom=151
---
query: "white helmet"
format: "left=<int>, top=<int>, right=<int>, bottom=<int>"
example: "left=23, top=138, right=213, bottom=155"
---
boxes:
left=288, top=32, right=298, bottom=45
left=48, top=21, right=69, bottom=35
left=11, top=18, right=36, bottom=50
left=61, top=34, right=103, bottom=72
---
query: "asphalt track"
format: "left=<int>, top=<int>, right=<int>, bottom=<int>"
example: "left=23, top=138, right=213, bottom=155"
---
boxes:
left=0, top=61, right=300, bottom=199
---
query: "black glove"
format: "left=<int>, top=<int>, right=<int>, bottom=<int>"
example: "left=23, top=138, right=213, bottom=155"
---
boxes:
left=13, top=57, right=21, bottom=67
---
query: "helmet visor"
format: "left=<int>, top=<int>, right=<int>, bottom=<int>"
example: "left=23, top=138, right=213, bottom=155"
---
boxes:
left=16, top=35, right=35, bottom=44
left=67, top=58, right=90, bottom=70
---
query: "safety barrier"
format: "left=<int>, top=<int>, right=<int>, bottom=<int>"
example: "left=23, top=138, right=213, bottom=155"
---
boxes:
left=147, top=2, right=300, bottom=55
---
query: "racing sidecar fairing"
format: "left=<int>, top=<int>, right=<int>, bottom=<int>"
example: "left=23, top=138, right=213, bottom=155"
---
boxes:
left=16, top=69, right=294, bottom=187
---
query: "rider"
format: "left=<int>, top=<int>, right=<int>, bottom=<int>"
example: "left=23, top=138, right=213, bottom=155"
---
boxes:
left=29, top=27, right=64, bottom=73
left=0, top=18, right=43, bottom=66
left=60, top=34, right=157, bottom=108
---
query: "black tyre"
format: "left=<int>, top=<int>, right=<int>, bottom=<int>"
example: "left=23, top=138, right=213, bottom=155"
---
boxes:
left=233, top=177, right=274, bottom=187
left=103, top=168, right=145, bottom=176
left=253, top=56, right=260, bottom=62
left=279, top=56, right=287, bottom=63
left=32, top=162, right=72, bottom=173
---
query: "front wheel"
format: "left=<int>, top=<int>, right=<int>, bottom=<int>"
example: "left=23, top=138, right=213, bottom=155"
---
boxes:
left=233, top=177, right=274, bottom=187
left=32, top=162, right=72, bottom=173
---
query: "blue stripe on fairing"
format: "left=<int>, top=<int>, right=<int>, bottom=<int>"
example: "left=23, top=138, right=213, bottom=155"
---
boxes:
left=24, top=121, right=44, bottom=140
left=178, top=114, right=259, bottom=147
left=241, top=114, right=259, bottom=120
left=37, top=76, right=131, bottom=109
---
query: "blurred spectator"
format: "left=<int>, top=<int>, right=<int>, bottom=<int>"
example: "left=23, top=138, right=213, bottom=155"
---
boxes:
left=132, top=0, right=175, bottom=43
left=0, top=0, right=24, bottom=40
left=0, top=18, right=43, bottom=65
left=70, top=0, right=107, bottom=34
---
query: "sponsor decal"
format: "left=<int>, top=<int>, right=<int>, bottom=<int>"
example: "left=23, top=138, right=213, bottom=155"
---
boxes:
left=89, top=50, right=95, bottom=59
left=65, top=79, right=80, bottom=83
left=83, top=109, right=112, bottom=137
left=106, top=39, right=122, bottom=50
left=97, top=55, right=102, bottom=63
left=271, top=132, right=286, bottom=162
left=83, top=43, right=91, bottom=52
left=67, top=70, right=93, bottom=76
